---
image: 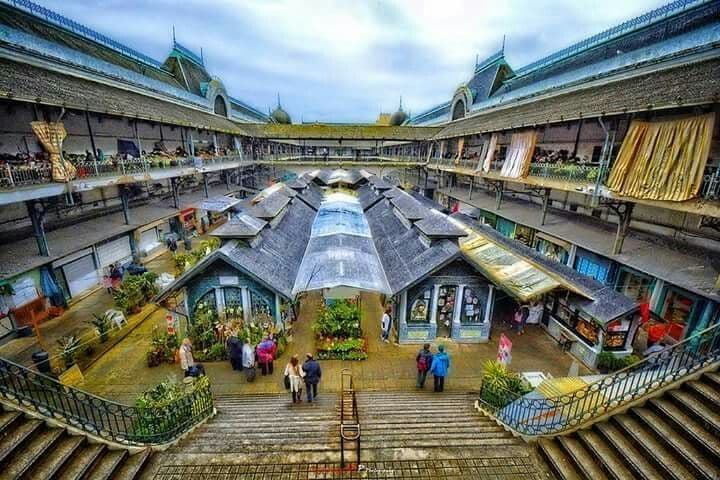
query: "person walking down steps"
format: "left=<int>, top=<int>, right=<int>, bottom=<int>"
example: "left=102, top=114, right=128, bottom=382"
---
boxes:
left=416, top=343, right=434, bottom=389
left=284, top=355, right=305, bottom=404
left=303, top=353, right=322, bottom=403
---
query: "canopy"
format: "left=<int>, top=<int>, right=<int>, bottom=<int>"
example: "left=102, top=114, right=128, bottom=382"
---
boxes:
left=450, top=217, right=560, bottom=301
left=195, top=195, right=241, bottom=213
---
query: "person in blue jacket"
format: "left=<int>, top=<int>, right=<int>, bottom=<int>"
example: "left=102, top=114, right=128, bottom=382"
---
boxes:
left=429, top=344, right=450, bottom=392
left=303, top=353, right=322, bottom=403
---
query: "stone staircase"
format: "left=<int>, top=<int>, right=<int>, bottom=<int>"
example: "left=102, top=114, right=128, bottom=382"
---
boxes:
left=147, top=391, right=547, bottom=479
left=0, top=407, right=152, bottom=479
left=537, top=370, right=720, bottom=480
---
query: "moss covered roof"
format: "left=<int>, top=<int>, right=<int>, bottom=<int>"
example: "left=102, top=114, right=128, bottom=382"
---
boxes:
left=241, top=123, right=442, bottom=141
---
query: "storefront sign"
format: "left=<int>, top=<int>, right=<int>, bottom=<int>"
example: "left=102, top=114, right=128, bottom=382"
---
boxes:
left=59, top=364, right=85, bottom=387
left=497, top=333, right=512, bottom=365
left=219, top=276, right=239, bottom=286
left=166, top=313, right=178, bottom=335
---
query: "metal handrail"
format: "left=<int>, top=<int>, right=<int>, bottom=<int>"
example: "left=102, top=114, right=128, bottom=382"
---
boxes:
left=339, top=368, right=360, bottom=468
left=0, top=356, right=214, bottom=445
left=478, top=321, right=720, bottom=436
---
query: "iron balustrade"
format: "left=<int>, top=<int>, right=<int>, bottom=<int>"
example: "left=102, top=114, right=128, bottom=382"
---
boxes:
left=701, top=165, right=720, bottom=201
left=0, top=163, right=52, bottom=188
left=0, top=357, right=214, bottom=445
left=528, top=163, right=601, bottom=183
left=339, top=369, right=360, bottom=469
left=477, top=321, right=720, bottom=436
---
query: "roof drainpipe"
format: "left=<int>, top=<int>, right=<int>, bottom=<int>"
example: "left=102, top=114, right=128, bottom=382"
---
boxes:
left=594, top=117, right=614, bottom=207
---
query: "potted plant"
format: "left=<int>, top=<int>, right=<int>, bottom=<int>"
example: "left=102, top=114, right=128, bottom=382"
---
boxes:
left=57, top=334, right=81, bottom=369
left=87, top=312, right=113, bottom=343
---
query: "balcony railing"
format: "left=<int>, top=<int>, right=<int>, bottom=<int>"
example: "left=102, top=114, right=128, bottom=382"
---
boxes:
left=528, top=163, right=601, bottom=183
left=477, top=321, right=720, bottom=437
left=701, top=165, right=720, bottom=201
left=0, top=356, right=214, bottom=445
left=0, top=155, right=247, bottom=190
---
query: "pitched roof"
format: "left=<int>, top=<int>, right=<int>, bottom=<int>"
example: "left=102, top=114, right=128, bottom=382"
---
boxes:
left=414, top=210, right=468, bottom=238
left=389, top=191, right=429, bottom=221
left=194, top=195, right=240, bottom=213
left=211, top=213, right=267, bottom=238
left=356, top=184, right=384, bottom=211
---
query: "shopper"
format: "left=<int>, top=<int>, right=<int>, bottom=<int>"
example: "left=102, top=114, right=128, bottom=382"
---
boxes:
left=179, top=338, right=205, bottom=377
left=227, top=335, right=243, bottom=371
left=513, top=304, right=530, bottom=335
left=303, top=353, right=322, bottom=403
left=284, top=355, right=305, bottom=404
left=429, top=344, right=450, bottom=392
left=242, top=338, right=256, bottom=382
left=257, top=337, right=277, bottom=375
left=415, top=343, right=434, bottom=389
left=381, top=306, right=392, bottom=343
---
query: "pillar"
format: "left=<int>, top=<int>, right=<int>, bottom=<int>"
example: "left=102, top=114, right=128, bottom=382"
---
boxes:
left=484, top=285, right=495, bottom=324
left=84, top=111, right=99, bottom=176
left=612, top=203, right=634, bottom=255
left=225, top=170, right=231, bottom=190
left=469, top=176, right=474, bottom=200
left=495, top=182, right=504, bottom=210
left=202, top=173, right=209, bottom=198
left=170, top=178, right=179, bottom=209
left=119, top=185, right=131, bottom=225
left=26, top=201, right=49, bottom=256
left=540, top=188, right=551, bottom=225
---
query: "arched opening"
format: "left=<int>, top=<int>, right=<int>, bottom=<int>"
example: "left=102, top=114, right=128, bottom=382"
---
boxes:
left=214, top=95, right=228, bottom=116
left=451, top=100, right=466, bottom=120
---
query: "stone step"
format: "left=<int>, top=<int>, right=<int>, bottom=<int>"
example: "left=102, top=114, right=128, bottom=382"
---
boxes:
left=23, top=434, right=85, bottom=480
left=56, top=442, right=106, bottom=480
left=648, top=397, right=720, bottom=460
left=360, top=430, right=515, bottom=443
left=179, top=441, right=341, bottom=454
left=360, top=424, right=506, bottom=434
left=1, top=425, right=63, bottom=479
left=537, top=438, right=583, bottom=480
left=199, top=424, right=337, bottom=433
left=85, top=448, right=128, bottom=480
left=632, top=407, right=720, bottom=480
left=557, top=435, right=609, bottom=480
left=110, top=448, right=153, bottom=480
left=703, top=371, right=720, bottom=390
left=666, top=389, right=720, bottom=437
left=360, top=438, right=522, bottom=449
left=0, top=418, right=43, bottom=464
left=0, top=410, right=23, bottom=435
left=594, top=422, right=665, bottom=480
left=575, top=429, right=636, bottom=480
left=684, top=378, right=720, bottom=409
left=613, top=414, right=694, bottom=480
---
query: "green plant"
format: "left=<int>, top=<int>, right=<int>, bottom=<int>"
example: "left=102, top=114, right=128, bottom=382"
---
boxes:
left=189, top=303, right=218, bottom=351
left=313, top=301, right=361, bottom=338
left=597, top=352, right=640, bottom=372
left=196, top=342, right=227, bottom=362
left=0, top=283, right=15, bottom=296
left=480, top=361, right=531, bottom=410
left=146, top=329, right=180, bottom=367
left=87, top=312, right=113, bottom=343
left=57, top=334, right=81, bottom=369
left=113, top=272, right=159, bottom=313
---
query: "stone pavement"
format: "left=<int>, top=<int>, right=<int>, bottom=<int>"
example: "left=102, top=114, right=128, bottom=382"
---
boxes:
left=81, top=290, right=589, bottom=404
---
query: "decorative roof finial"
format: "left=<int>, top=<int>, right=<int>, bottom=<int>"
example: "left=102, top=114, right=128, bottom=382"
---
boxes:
left=277, top=93, right=281, bottom=108
left=475, top=54, right=479, bottom=68
left=399, top=96, right=403, bottom=112
left=172, top=25, right=176, bottom=44
left=200, top=47, right=204, bottom=64
left=502, top=34, right=506, bottom=54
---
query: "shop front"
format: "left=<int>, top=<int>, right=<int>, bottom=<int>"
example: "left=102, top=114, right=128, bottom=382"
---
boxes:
left=179, top=208, right=197, bottom=236
left=52, top=248, right=100, bottom=300
left=573, top=247, right=616, bottom=285
left=533, top=232, right=570, bottom=265
left=542, top=289, right=639, bottom=368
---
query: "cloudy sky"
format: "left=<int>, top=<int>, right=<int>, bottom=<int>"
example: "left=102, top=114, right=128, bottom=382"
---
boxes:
left=42, top=0, right=666, bottom=123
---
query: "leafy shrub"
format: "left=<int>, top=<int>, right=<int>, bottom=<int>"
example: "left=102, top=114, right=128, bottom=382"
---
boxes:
left=479, top=360, right=531, bottom=410
left=57, top=334, right=81, bottom=369
left=313, top=301, right=361, bottom=338
left=113, top=272, right=159, bottom=313
left=597, top=352, right=640, bottom=372
left=87, top=312, right=113, bottom=343
left=196, top=342, right=227, bottom=362
left=146, top=329, right=180, bottom=367
left=316, top=337, right=367, bottom=361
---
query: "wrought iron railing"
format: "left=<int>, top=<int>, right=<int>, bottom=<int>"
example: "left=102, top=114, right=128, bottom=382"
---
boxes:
left=339, top=369, right=360, bottom=469
left=528, top=163, right=601, bottom=183
left=478, top=321, right=720, bottom=436
left=0, top=357, right=214, bottom=445
left=701, top=165, right=720, bottom=201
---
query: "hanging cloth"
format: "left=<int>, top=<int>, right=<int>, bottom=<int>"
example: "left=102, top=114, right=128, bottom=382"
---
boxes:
left=437, top=140, right=446, bottom=166
left=606, top=113, right=714, bottom=201
left=454, top=137, right=465, bottom=166
left=40, top=266, right=66, bottom=307
left=500, top=130, right=536, bottom=178
left=481, top=133, right=498, bottom=172
left=30, top=121, right=76, bottom=182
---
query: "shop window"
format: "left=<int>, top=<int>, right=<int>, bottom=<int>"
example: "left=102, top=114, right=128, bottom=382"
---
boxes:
left=480, top=211, right=497, bottom=229
left=574, top=315, right=600, bottom=346
left=193, top=289, right=217, bottom=317
left=604, top=315, right=632, bottom=350
left=408, top=289, right=432, bottom=323
left=250, top=288, right=273, bottom=320
left=574, top=256, right=610, bottom=284
left=661, top=288, right=697, bottom=341
left=615, top=268, right=654, bottom=303
left=534, top=238, right=569, bottom=264
left=222, top=287, right=244, bottom=322
left=496, top=218, right=515, bottom=239
left=514, top=225, right=535, bottom=246
left=436, top=286, right=457, bottom=332
left=460, top=287, right=484, bottom=324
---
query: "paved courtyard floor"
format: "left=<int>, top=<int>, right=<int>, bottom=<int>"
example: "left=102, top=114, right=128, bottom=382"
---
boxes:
left=80, top=289, right=589, bottom=404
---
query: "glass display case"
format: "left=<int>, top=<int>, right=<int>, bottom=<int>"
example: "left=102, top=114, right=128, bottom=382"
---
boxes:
left=460, top=287, right=484, bottom=324
left=604, top=317, right=632, bottom=350
left=408, top=288, right=432, bottom=323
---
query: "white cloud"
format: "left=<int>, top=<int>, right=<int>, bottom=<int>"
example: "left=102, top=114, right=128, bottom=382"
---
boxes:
left=40, top=0, right=667, bottom=122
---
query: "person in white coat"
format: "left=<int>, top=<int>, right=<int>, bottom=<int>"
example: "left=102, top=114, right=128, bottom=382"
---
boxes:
left=284, top=355, right=305, bottom=403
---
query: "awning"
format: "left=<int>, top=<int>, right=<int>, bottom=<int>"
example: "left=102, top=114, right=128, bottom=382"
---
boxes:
left=194, top=196, right=241, bottom=213
left=450, top=217, right=561, bottom=301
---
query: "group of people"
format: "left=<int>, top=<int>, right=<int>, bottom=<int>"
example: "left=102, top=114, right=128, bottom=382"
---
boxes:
left=512, top=301, right=543, bottom=335
left=415, top=343, right=450, bottom=392
left=284, top=353, right=322, bottom=404
left=227, top=335, right=279, bottom=382
left=103, top=262, right=124, bottom=293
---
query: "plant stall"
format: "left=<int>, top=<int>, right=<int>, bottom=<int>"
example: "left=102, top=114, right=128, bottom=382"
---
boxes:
left=313, top=299, right=367, bottom=360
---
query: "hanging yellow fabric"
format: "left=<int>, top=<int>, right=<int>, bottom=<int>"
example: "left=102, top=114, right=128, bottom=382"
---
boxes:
left=481, top=133, right=498, bottom=172
left=454, top=137, right=465, bottom=166
left=500, top=130, right=536, bottom=178
left=30, top=121, right=76, bottom=182
left=607, top=113, right=714, bottom=201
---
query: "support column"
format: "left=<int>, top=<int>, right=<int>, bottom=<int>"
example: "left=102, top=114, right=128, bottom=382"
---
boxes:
left=202, top=173, right=209, bottom=198
left=469, top=176, right=474, bottom=200
left=649, top=279, right=665, bottom=313
left=84, top=111, right=99, bottom=176
left=170, top=178, right=179, bottom=209
left=225, top=170, right=231, bottom=190
left=495, top=181, right=504, bottom=210
left=611, top=202, right=634, bottom=255
left=26, top=201, right=49, bottom=256
left=119, top=185, right=131, bottom=225
left=484, top=285, right=495, bottom=325
left=540, top=188, right=551, bottom=225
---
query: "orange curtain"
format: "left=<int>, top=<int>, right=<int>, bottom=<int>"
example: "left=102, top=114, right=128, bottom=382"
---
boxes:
left=30, top=121, right=76, bottom=182
left=500, top=130, right=536, bottom=178
left=454, top=137, right=465, bottom=166
left=481, top=133, right=498, bottom=172
left=607, top=113, right=715, bottom=201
